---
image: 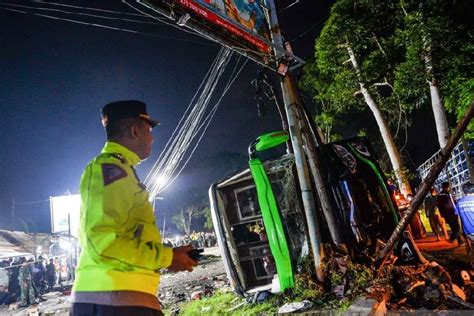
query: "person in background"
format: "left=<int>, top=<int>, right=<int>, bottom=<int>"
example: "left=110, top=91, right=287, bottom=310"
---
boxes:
left=456, top=182, right=474, bottom=241
left=18, top=258, right=36, bottom=307
left=0, top=261, right=11, bottom=305
left=8, top=258, right=20, bottom=303
left=424, top=187, right=449, bottom=241
left=407, top=194, right=426, bottom=238
left=32, top=256, right=46, bottom=296
left=197, top=232, right=205, bottom=248
left=45, top=259, right=56, bottom=292
left=437, top=182, right=464, bottom=245
left=53, top=257, right=61, bottom=286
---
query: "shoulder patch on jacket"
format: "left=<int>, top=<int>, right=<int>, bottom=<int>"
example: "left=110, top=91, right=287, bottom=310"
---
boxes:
left=102, top=163, right=128, bottom=186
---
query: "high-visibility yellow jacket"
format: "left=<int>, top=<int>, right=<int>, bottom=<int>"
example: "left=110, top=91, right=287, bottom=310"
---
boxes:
left=72, top=141, right=173, bottom=296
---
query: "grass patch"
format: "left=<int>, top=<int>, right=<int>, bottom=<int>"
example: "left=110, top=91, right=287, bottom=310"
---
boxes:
left=169, top=291, right=278, bottom=316
left=169, top=255, right=384, bottom=315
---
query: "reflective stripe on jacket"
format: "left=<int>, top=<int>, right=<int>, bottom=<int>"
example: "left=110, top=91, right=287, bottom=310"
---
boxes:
left=72, top=142, right=173, bottom=295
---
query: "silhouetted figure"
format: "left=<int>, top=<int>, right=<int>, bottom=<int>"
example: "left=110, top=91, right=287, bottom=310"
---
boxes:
left=437, top=182, right=464, bottom=245
left=46, top=259, right=56, bottom=292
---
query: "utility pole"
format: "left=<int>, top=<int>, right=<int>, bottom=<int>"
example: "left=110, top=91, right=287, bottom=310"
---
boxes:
left=11, top=196, right=15, bottom=231
left=266, top=0, right=325, bottom=281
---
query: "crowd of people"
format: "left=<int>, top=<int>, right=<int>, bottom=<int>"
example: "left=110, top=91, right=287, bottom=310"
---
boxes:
left=0, top=255, right=73, bottom=307
left=164, top=231, right=217, bottom=249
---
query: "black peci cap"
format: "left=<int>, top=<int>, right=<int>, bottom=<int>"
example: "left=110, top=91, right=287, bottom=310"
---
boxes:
left=101, top=100, right=159, bottom=128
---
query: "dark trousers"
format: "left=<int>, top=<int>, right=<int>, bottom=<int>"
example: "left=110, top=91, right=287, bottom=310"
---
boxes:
left=444, top=213, right=462, bottom=241
left=47, top=275, right=55, bottom=292
left=71, top=303, right=164, bottom=316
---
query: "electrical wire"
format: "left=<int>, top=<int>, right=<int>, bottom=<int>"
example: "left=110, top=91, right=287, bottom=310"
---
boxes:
left=30, top=0, right=148, bottom=17
left=0, top=1, right=164, bottom=25
left=124, top=0, right=206, bottom=37
left=163, top=56, right=248, bottom=192
left=0, top=4, right=215, bottom=45
left=145, top=48, right=234, bottom=193
left=278, top=0, right=300, bottom=14
left=144, top=47, right=248, bottom=198
left=288, top=20, right=324, bottom=43
left=13, top=198, right=50, bottom=205
left=129, top=0, right=275, bottom=61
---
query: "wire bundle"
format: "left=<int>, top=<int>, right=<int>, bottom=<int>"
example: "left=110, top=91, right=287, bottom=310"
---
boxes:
left=145, top=47, right=248, bottom=199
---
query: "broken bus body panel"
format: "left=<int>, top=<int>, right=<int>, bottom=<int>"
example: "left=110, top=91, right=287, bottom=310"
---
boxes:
left=209, top=153, right=307, bottom=295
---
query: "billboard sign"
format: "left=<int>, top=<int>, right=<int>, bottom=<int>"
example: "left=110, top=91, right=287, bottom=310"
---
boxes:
left=50, top=194, right=80, bottom=237
left=178, top=0, right=271, bottom=51
left=141, top=0, right=280, bottom=69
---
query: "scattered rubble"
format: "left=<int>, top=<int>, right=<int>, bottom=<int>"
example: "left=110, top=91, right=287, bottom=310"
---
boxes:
left=273, top=245, right=474, bottom=313
left=278, top=300, right=313, bottom=314
left=159, top=251, right=231, bottom=307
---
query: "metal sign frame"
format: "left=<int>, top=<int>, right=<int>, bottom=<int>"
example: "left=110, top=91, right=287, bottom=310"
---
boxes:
left=138, top=0, right=303, bottom=72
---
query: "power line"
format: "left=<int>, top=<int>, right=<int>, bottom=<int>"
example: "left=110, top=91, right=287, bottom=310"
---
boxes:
left=144, top=47, right=248, bottom=197
left=0, top=5, right=216, bottom=46
left=122, top=0, right=209, bottom=38
left=13, top=198, right=50, bottom=205
left=127, top=0, right=274, bottom=61
left=0, top=1, right=164, bottom=25
left=278, top=0, right=300, bottom=14
left=30, top=0, right=148, bottom=17
left=289, top=19, right=326, bottom=43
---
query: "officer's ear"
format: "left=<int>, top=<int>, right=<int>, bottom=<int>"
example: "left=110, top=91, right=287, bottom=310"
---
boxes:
left=130, top=124, right=140, bottom=139
left=130, top=120, right=143, bottom=139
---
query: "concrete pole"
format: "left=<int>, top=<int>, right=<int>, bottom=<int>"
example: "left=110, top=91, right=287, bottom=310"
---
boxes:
left=281, top=76, right=325, bottom=281
left=266, top=0, right=324, bottom=281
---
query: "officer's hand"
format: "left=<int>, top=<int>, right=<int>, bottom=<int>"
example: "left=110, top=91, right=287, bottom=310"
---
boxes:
left=168, top=245, right=198, bottom=272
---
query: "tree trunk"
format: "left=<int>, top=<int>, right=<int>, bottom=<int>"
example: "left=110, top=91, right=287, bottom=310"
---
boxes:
left=377, top=101, right=474, bottom=267
left=424, top=46, right=450, bottom=148
left=346, top=45, right=412, bottom=195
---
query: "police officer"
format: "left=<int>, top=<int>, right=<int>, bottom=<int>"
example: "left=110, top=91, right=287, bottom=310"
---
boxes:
left=71, top=100, right=197, bottom=315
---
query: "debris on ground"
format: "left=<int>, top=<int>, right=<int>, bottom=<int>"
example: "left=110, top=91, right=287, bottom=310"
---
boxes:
left=277, top=300, right=313, bottom=314
left=384, top=259, right=474, bottom=311
left=159, top=252, right=231, bottom=307
left=275, top=245, right=474, bottom=313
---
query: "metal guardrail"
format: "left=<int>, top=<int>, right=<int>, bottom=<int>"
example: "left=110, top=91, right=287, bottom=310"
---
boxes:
left=417, top=141, right=472, bottom=199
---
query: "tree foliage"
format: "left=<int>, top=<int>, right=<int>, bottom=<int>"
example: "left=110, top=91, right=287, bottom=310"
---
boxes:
left=394, top=0, right=474, bottom=134
left=172, top=205, right=202, bottom=235
left=202, top=206, right=214, bottom=230
left=302, top=0, right=473, bottom=157
left=301, top=0, right=405, bottom=140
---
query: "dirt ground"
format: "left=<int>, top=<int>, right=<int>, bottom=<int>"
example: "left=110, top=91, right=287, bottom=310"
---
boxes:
left=159, top=247, right=229, bottom=308
left=0, top=247, right=226, bottom=315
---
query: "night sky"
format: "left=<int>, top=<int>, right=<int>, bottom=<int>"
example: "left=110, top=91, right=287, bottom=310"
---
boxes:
left=0, top=0, right=439, bottom=233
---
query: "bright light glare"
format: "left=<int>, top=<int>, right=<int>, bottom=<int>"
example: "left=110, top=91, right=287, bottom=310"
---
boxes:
left=59, top=240, right=71, bottom=250
left=50, top=194, right=80, bottom=237
left=155, top=175, right=169, bottom=189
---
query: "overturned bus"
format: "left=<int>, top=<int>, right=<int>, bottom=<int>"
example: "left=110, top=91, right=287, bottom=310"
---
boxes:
left=209, top=132, right=421, bottom=296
